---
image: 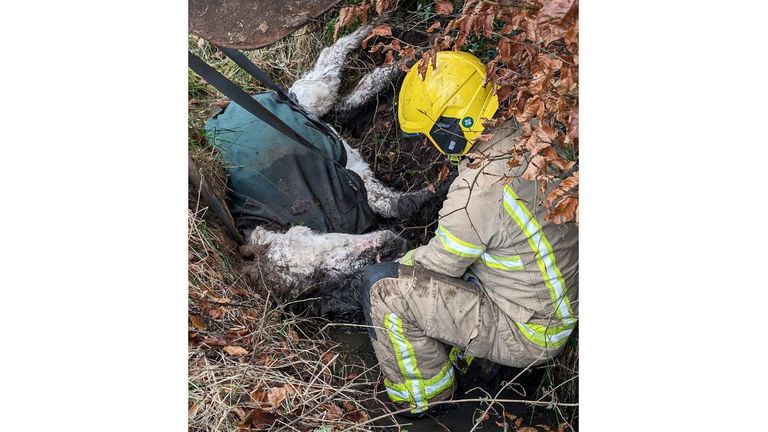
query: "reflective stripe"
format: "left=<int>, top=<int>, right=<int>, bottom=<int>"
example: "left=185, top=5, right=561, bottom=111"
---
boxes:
left=435, top=224, right=483, bottom=258
left=385, top=313, right=427, bottom=412
left=399, top=249, right=414, bottom=266
left=502, top=186, right=574, bottom=320
left=480, top=252, right=524, bottom=271
left=425, top=366, right=454, bottom=397
left=385, top=385, right=410, bottom=402
left=384, top=319, right=458, bottom=411
left=515, top=320, right=576, bottom=349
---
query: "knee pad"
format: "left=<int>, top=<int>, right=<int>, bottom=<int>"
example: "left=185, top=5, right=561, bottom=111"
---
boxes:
left=361, top=262, right=399, bottom=341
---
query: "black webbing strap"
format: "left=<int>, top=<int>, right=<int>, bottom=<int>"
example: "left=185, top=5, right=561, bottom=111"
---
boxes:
left=216, top=47, right=344, bottom=145
left=188, top=51, right=329, bottom=160
left=218, top=47, right=288, bottom=97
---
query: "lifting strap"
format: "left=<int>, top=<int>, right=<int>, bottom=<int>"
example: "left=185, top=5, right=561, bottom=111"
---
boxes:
left=188, top=51, right=341, bottom=167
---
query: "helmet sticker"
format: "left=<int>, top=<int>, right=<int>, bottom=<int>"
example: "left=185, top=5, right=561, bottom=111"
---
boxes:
left=461, top=116, right=474, bottom=128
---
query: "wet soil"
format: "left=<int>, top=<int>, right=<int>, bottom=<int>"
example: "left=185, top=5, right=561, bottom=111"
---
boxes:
left=329, top=327, right=562, bottom=432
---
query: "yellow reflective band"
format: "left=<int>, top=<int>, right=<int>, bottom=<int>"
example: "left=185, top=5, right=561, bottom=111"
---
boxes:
left=435, top=224, right=484, bottom=258
left=515, top=320, right=576, bottom=349
left=502, top=186, right=574, bottom=320
left=385, top=313, right=428, bottom=412
left=480, top=252, right=524, bottom=271
left=399, top=249, right=415, bottom=266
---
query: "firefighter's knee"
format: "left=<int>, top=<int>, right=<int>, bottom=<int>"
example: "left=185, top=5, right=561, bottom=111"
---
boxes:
left=361, top=262, right=399, bottom=341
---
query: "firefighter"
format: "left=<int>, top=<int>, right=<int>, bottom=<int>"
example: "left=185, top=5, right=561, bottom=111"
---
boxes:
left=361, top=51, right=578, bottom=416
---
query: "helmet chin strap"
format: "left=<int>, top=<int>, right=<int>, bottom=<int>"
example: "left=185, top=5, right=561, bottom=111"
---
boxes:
left=448, top=155, right=461, bottom=166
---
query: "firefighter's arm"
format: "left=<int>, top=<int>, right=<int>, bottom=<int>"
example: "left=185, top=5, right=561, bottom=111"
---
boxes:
left=398, top=176, right=489, bottom=277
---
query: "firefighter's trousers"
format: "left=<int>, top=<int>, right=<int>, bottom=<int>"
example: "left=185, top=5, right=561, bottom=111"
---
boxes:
left=362, top=262, right=550, bottom=413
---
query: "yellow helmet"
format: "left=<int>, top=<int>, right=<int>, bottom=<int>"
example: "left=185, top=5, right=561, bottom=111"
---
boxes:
left=398, top=51, right=499, bottom=161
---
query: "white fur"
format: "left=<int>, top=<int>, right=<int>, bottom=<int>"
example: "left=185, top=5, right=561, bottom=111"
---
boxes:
left=343, top=141, right=404, bottom=218
left=248, top=226, right=402, bottom=284
left=289, top=25, right=372, bottom=117
left=337, top=64, right=402, bottom=115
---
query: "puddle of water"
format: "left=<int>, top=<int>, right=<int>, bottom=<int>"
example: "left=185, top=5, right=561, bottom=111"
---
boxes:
left=328, top=327, right=563, bottom=431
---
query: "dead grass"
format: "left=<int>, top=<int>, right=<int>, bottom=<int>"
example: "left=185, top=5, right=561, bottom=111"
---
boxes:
left=189, top=197, right=396, bottom=431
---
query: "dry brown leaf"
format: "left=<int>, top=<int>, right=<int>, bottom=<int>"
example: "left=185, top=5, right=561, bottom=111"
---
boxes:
left=266, top=387, right=287, bottom=410
left=333, top=3, right=370, bottom=41
left=435, top=0, right=454, bottom=16
left=189, top=315, right=207, bottom=331
left=437, top=165, right=451, bottom=183
left=384, top=50, right=395, bottom=64
left=418, top=49, right=436, bottom=80
left=426, top=183, right=437, bottom=193
left=207, top=307, right=224, bottom=320
left=550, top=195, right=578, bottom=224
left=516, top=96, right=541, bottom=123
left=504, top=412, right=517, bottom=421
left=242, top=408, right=277, bottom=429
left=515, top=416, right=524, bottom=427
left=518, top=427, right=539, bottom=432
left=536, top=425, right=552, bottom=431
left=507, top=157, right=521, bottom=169
left=476, top=133, right=494, bottom=143
left=361, top=24, right=392, bottom=49
left=223, top=345, right=249, bottom=356
left=325, top=403, right=344, bottom=420
left=201, top=336, right=227, bottom=346
left=546, top=171, right=578, bottom=207
left=427, top=21, right=442, bottom=33
left=321, top=351, right=337, bottom=366
left=345, top=409, right=369, bottom=423
left=522, top=155, right=547, bottom=180
left=375, top=0, right=395, bottom=16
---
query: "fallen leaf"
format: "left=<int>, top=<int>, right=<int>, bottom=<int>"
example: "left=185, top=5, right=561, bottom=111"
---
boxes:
left=189, top=315, right=207, bottom=331
left=242, top=408, right=277, bottom=429
left=435, top=0, right=454, bottom=16
left=518, top=427, right=539, bottom=432
left=426, top=183, right=436, bottom=193
left=266, top=386, right=287, bottom=410
left=345, top=409, right=369, bottom=423
left=427, top=21, right=442, bottom=33
left=201, top=336, right=227, bottom=346
left=223, top=346, right=249, bottom=356
left=515, top=417, right=524, bottom=427
left=504, top=412, right=517, bottom=421
left=207, top=307, right=224, bottom=320
left=536, top=425, right=552, bottom=431
left=325, top=402, right=344, bottom=420
left=384, top=50, right=395, bottom=64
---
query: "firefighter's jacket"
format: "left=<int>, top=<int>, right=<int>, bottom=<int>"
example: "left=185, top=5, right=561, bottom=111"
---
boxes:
left=400, top=124, right=579, bottom=352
